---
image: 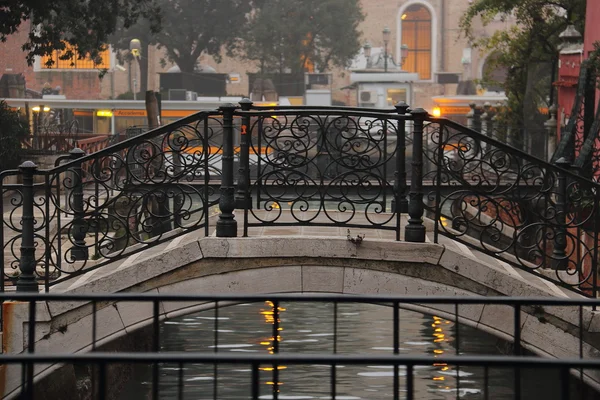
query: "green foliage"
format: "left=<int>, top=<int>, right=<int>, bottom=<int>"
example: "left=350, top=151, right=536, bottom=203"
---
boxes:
left=154, top=0, right=256, bottom=73
left=0, top=0, right=161, bottom=68
left=460, top=0, right=586, bottom=134
left=109, top=0, right=257, bottom=74
left=239, top=0, right=365, bottom=76
left=0, top=101, right=29, bottom=172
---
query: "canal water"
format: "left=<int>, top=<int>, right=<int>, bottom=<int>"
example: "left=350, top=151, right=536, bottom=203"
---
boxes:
left=119, top=301, right=591, bottom=399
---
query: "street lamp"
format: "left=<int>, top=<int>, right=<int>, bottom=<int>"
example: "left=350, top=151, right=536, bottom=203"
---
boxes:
left=549, top=24, right=583, bottom=106
left=363, top=42, right=372, bottom=68
left=558, top=24, right=583, bottom=47
left=129, top=38, right=141, bottom=100
left=382, top=27, right=391, bottom=72
left=400, top=44, right=409, bottom=69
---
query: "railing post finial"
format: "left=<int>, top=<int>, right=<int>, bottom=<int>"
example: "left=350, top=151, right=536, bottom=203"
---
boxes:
left=17, top=161, right=40, bottom=292
left=217, top=103, right=239, bottom=237
left=394, top=101, right=410, bottom=115
left=405, top=108, right=428, bottom=243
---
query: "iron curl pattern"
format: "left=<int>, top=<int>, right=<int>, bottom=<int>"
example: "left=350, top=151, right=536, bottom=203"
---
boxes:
left=1, top=177, right=53, bottom=286
left=245, top=112, right=403, bottom=229
left=426, top=119, right=600, bottom=295
left=2, top=113, right=221, bottom=289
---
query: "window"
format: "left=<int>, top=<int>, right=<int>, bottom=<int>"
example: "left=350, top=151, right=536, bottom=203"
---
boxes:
left=41, top=44, right=111, bottom=70
left=387, top=89, right=407, bottom=106
left=401, top=4, right=432, bottom=80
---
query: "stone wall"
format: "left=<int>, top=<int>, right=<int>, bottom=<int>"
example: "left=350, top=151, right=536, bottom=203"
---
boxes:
left=31, top=325, right=154, bottom=400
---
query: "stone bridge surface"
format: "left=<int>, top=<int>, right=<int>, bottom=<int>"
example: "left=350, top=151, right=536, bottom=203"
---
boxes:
left=2, top=211, right=600, bottom=397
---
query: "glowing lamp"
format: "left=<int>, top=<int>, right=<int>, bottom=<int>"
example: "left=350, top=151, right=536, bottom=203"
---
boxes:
left=96, top=110, right=113, bottom=117
left=432, top=107, right=442, bottom=117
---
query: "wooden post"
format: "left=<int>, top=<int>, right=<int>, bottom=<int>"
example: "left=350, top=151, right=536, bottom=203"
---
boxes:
left=145, top=91, right=160, bottom=129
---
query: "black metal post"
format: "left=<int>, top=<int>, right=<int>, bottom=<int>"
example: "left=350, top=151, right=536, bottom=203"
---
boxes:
left=69, top=148, right=89, bottom=261
left=17, top=161, right=39, bottom=292
left=216, top=104, right=238, bottom=237
left=405, top=108, right=427, bottom=243
left=552, top=157, right=569, bottom=270
left=392, top=102, right=409, bottom=214
left=236, top=98, right=253, bottom=210
left=384, top=42, right=388, bottom=73
left=473, top=105, right=482, bottom=133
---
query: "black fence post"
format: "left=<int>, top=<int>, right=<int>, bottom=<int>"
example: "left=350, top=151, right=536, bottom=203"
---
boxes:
left=17, top=161, right=39, bottom=292
left=392, top=102, right=409, bottom=214
left=405, top=108, right=428, bottom=243
left=216, top=104, right=238, bottom=237
left=552, top=157, right=569, bottom=270
left=69, top=148, right=89, bottom=261
left=236, top=98, right=253, bottom=210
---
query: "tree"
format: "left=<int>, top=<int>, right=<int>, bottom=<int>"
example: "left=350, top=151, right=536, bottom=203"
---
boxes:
left=0, top=0, right=160, bottom=68
left=240, top=0, right=365, bottom=77
left=0, top=101, right=29, bottom=172
left=153, top=0, right=256, bottom=73
left=460, top=0, right=586, bottom=139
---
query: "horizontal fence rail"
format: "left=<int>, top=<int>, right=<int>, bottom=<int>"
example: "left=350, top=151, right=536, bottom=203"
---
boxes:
left=2, top=100, right=600, bottom=299
left=2, top=293, right=600, bottom=400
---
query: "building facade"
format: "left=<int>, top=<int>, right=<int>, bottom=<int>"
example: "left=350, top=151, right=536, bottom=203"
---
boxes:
left=1, top=0, right=515, bottom=111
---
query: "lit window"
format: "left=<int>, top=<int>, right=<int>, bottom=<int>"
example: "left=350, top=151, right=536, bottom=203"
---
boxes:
left=41, top=44, right=111, bottom=70
left=401, top=4, right=432, bottom=80
left=387, top=89, right=407, bottom=106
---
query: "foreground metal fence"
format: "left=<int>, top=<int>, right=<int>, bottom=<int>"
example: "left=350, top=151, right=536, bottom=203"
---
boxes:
left=2, top=293, right=600, bottom=400
left=2, top=101, right=600, bottom=297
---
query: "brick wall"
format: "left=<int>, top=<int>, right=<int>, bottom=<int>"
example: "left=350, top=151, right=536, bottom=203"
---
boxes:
left=0, top=21, right=104, bottom=99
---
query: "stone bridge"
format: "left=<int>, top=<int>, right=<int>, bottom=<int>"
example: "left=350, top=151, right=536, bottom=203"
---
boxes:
left=2, top=212, right=600, bottom=398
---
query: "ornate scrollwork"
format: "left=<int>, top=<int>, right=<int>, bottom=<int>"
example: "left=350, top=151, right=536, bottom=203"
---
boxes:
left=427, top=120, right=600, bottom=294
left=2, top=113, right=220, bottom=288
left=246, top=112, right=400, bottom=228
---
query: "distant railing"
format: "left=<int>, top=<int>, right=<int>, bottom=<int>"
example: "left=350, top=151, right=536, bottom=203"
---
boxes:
left=2, top=292, right=600, bottom=400
left=20, top=133, right=98, bottom=155
left=2, top=101, right=600, bottom=298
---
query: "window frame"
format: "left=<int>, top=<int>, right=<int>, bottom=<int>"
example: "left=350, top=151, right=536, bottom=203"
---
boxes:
left=34, top=45, right=116, bottom=72
left=397, top=1, right=437, bottom=83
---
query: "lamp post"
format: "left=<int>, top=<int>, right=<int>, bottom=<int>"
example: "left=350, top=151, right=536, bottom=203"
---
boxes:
left=129, top=38, right=141, bottom=100
left=363, top=42, right=372, bottom=69
left=400, top=44, right=409, bottom=69
left=382, top=27, right=391, bottom=72
left=552, top=24, right=583, bottom=106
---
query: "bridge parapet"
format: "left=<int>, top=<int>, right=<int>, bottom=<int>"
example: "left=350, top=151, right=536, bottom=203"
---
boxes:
left=2, top=101, right=600, bottom=299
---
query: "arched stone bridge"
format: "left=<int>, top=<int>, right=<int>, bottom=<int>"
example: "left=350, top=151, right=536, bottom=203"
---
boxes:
left=2, top=214, right=600, bottom=398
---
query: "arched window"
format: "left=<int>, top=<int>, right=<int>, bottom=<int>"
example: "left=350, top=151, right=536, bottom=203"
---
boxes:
left=400, top=4, right=432, bottom=80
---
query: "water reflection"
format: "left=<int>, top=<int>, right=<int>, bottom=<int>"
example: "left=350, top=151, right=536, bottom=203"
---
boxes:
left=260, top=301, right=286, bottom=394
left=118, top=301, right=591, bottom=399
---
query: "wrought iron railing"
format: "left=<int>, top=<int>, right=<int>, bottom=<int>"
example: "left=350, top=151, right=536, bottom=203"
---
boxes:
left=2, top=293, right=600, bottom=400
left=422, top=118, right=600, bottom=296
left=1, top=111, right=225, bottom=291
left=573, top=98, right=600, bottom=176
left=2, top=101, right=600, bottom=298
